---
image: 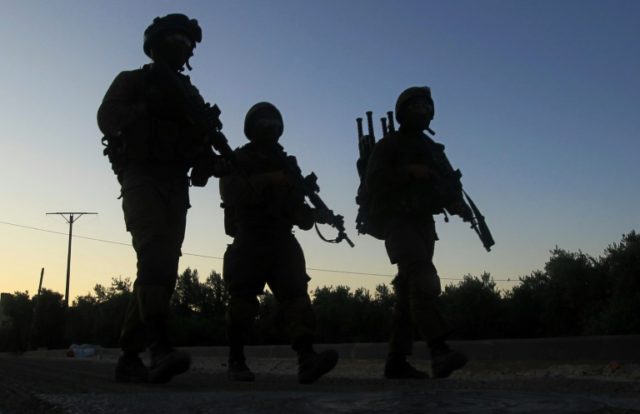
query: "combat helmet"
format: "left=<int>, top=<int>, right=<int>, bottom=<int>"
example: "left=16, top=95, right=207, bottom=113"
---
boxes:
left=244, top=102, right=284, bottom=141
left=395, top=86, right=435, bottom=125
left=143, top=13, right=202, bottom=58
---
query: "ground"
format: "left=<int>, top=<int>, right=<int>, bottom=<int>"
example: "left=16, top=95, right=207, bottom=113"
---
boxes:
left=1, top=346, right=639, bottom=413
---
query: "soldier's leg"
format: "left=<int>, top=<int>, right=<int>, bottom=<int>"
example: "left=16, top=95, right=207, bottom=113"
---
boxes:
left=225, top=294, right=259, bottom=381
left=384, top=271, right=427, bottom=379
left=400, top=259, right=450, bottom=343
left=400, top=233, right=467, bottom=378
left=388, top=273, right=413, bottom=358
left=269, top=235, right=338, bottom=384
left=275, top=294, right=316, bottom=353
left=119, top=285, right=146, bottom=356
left=133, top=234, right=190, bottom=384
left=222, top=239, right=266, bottom=382
left=117, top=181, right=190, bottom=383
left=383, top=218, right=431, bottom=379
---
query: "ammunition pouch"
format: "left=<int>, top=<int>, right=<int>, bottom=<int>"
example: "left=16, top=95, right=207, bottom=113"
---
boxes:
left=102, top=117, right=207, bottom=180
left=222, top=203, right=238, bottom=237
left=356, top=213, right=385, bottom=240
left=101, top=134, right=127, bottom=179
left=101, top=119, right=153, bottom=177
left=149, top=119, right=181, bottom=162
left=149, top=118, right=204, bottom=164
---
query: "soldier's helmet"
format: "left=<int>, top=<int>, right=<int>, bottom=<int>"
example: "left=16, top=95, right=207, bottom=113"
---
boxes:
left=143, top=13, right=202, bottom=57
left=395, top=86, right=435, bottom=125
left=244, top=102, right=284, bottom=141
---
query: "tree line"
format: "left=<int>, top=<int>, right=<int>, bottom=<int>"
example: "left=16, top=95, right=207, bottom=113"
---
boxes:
left=1, top=231, right=639, bottom=352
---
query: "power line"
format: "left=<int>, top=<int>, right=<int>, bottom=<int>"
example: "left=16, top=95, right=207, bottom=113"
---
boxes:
left=0, top=219, right=517, bottom=282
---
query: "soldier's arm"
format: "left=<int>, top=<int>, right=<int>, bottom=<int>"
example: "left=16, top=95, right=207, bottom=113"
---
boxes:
left=97, top=71, right=147, bottom=136
left=219, top=147, right=275, bottom=205
left=220, top=171, right=254, bottom=206
left=406, top=164, right=441, bottom=182
left=253, top=152, right=305, bottom=189
left=250, top=152, right=300, bottom=189
left=293, top=203, right=314, bottom=231
left=219, top=169, right=288, bottom=205
left=249, top=170, right=288, bottom=187
left=279, top=154, right=315, bottom=229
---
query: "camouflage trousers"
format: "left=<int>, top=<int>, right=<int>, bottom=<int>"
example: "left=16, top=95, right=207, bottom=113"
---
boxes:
left=384, top=217, right=451, bottom=356
left=223, top=231, right=316, bottom=356
left=118, top=174, right=189, bottom=352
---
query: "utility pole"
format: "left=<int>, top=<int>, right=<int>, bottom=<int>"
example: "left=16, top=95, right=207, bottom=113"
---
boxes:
left=29, top=267, right=45, bottom=349
left=46, top=212, right=97, bottom=307
left=37, top=267, right=44, bottom=296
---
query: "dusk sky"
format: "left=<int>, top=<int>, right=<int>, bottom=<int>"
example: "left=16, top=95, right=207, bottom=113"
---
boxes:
left=1, top=1, right=638, bottom=302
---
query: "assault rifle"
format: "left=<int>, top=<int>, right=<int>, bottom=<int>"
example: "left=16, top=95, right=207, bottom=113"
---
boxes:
left=147, top=62, right=239, bottom=184
left=278, top=153, right=354, bottom=247
left=354, top=110, right=494, bottom=252
left=423, top=129, right=495, bottom=252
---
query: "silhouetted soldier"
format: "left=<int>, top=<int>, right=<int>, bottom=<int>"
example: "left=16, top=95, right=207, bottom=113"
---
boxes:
left=365, top=87, right=473, bottom=379
left=97, top=13, right=227, bottom=383
left=220, top=102, right=339, bottom=384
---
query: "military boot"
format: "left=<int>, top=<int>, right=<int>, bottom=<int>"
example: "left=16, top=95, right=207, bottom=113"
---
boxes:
left=148, top=343, right=191, bottom=384
left=115, top=352, right=148, bottom=383
left=227, top=357, right=255, bottom=382
left=384, top=353, right=428, bottom=379
left=142, top=310, right=191, bottom=383
left=429, top=341, right=467, bottom=378
left=297, top=348, right=339, bottom=384
left=226, top=324, right=255, bottom=382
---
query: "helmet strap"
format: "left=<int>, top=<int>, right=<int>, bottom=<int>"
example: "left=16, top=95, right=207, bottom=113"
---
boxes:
left=185, top=49, right=194, bottom=71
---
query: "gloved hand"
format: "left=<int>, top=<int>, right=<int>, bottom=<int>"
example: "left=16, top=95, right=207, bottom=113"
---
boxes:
left=190, top=167, right=210, bottom=187
left=212, top=158, right=234, bottom=177
left=406, top=164, right=439, bottom=180
left=447, top=200, right=474, bottom=222
left=294, top=204, right=315, bottom=231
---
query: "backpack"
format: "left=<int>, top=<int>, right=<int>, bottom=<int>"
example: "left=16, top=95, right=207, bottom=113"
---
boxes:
left=354, top=111, right=395, bottom=240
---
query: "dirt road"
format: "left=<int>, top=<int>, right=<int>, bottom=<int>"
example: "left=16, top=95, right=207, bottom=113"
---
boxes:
left=1, top=351, right=639, bottom=413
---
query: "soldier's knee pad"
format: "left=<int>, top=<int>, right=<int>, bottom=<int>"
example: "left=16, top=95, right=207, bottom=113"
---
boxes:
left=403, top=260, right=441, bottom=301
left=136, top=285, right=172, bottom=320
left=280, top=295, right=311, bottom=312
left=136, top=239, right=181, bottom=284
left=278, top=295, right=316, bottom=348
left=279, top=295, right=315, bottom=324
left=226, top=295, right=260, bottom=325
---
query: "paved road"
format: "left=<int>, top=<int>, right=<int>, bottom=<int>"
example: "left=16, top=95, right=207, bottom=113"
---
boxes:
left=1, top=353, right=639, bottom=413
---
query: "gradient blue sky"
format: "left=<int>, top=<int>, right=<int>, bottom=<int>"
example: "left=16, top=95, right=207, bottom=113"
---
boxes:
left=1, top=0, right=638, bottom=301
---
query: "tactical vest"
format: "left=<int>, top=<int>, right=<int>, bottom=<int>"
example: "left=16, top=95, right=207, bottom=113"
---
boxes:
left=362, top=131, right=456, bottom=237
left=101, top=66, right=206, bottom=180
